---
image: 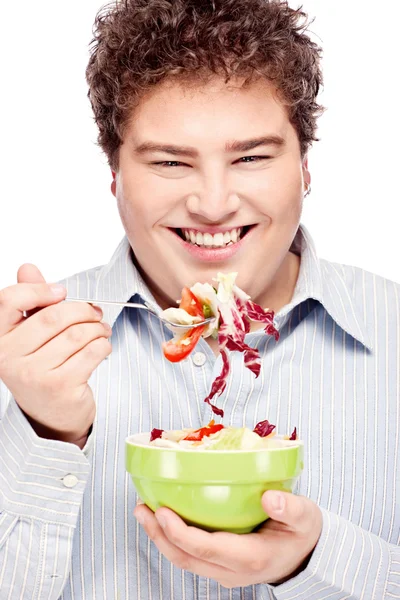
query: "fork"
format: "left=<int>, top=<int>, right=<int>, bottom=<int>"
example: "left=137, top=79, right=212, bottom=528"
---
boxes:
left=66, top=297, right=215, bottom=329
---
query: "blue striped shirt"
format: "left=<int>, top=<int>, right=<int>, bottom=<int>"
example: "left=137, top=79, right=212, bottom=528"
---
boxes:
left=1, top=225, right=399, bottom=599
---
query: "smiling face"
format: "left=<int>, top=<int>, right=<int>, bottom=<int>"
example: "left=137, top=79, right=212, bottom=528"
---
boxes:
left=112, top=76, right=310, bottom=311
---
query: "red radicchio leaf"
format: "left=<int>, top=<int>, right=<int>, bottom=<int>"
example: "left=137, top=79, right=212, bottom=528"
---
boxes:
left=253, top=419, right=276, bottom=437
left=289, top=426, right=297, bottom=441
left=150, top=428, right=164, bottom=442
left=203, top=348, right=229, bottom=417
left=202, top=290, right=279, bottom=417
left=244, top=300, right=280, bottom=341
left=243, top=346, right=261, bottom=377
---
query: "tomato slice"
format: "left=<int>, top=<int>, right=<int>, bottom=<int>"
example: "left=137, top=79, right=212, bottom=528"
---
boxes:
left=183, top=420, right=224, bottom=441
left=162, top=287, right=206, bottom=363
left=162, top=288, right=206, bottom=363
left=162, top=325, right=204, bottom=362
left=179, top=287, right=204, bottom=318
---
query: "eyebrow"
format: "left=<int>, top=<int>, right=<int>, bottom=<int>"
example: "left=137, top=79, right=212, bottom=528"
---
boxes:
left=225, top=135, right=285, bottom=153
left=133, top=135, right=285, bottom=158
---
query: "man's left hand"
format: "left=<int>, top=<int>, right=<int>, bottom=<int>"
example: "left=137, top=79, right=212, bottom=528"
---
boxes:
left=134, top=490, right=322, bottom=589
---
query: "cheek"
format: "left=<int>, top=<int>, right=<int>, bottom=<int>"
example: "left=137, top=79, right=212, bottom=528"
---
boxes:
left=243, top=160, right=303, bottom=216
left=254, top=181, right=303, bottom=222
left=116, top=175, right=170, bottom=230
left=271, top=165, right=303, bottom=217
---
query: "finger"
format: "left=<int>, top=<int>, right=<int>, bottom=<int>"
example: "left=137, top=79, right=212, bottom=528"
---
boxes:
left=0, top=282, right=67, bottom=337
left=17, top=264, right=47, bottom=318
left=17, top=263, right=46, bottom=285
left=261, top=491, right=318, bottom=534
left=54, top=336, right=112, bottom=384
left=4, top=301, right=103, bottom=356
left=134, top=507, right=234, bottom=581
left=153, top=507, right=269, bottom=572
left=32, top=321, right=112, bottom=370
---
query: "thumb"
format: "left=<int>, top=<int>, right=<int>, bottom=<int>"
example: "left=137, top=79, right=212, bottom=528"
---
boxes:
left=17, top=264, right=50, bottom=319
left=262, top=490, right=313, bottom=531
left=17, top=263, right=47, bottom=284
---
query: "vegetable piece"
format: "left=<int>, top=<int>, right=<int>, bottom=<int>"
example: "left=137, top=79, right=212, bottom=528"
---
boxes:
left=206, top=427, right=265, bottom=451
left=289, top=426, right=297, bottom=441
left=183, top=420, right=224, bottom=441
left=253, top=419, right=276, bottom=438
left=203, top=348, right=229, bottom=417
left=202, top=274, right=279, bottom=417
left=202, top=304, right=213, bottom=318
left=179, top=287, right=205, bottom=318
left=162, top=326, right=204, bottom=362
left=162, top=287, right=206, bottom=362
left=150, top=428, right=164, bottom=442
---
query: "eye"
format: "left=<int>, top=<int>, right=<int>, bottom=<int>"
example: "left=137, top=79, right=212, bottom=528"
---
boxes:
left=237, top=155, right=271, bottom=163
left=152, top=161, right=188, bottom=168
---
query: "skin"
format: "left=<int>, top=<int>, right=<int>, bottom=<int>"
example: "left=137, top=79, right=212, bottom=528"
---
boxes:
left=112, top=76, right=309, bottom=321
left=0, top=264, right=112, bottom=448
left=112, top=75, right=321, bottom=586
left=134, top=490, right=322, bottom=587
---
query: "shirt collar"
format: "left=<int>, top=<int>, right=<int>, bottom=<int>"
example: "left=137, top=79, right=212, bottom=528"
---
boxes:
left=96, top=226, right=372, bottom=349
left=92, top=236, right=159, bottom=328
left=276, top=225, right=373, bottom=350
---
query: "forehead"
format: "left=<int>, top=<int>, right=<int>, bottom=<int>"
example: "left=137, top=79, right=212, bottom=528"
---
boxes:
left=127, top=76, right=293, bottom=145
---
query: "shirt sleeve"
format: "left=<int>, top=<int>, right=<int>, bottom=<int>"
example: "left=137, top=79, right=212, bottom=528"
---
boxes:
left=0, top=393, right=91, bottom=599
left=269, top=508, right=400, bottom=600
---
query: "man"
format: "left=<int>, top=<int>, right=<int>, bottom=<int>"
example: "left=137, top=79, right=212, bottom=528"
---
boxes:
left=0, top=0, right=398, bottom=598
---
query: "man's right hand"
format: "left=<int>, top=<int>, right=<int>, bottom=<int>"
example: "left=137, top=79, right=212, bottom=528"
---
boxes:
left=0, top=264, right=112, bottom=448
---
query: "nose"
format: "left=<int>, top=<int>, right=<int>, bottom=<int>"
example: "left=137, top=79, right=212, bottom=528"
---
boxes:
left=186, top=175, right=240, bottom=223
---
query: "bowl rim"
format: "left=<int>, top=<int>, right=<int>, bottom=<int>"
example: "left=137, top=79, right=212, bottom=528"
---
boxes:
left=126, top=432, right=303, bottom=454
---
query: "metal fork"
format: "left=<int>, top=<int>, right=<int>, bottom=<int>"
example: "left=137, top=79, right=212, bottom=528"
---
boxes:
left=66, top=298, right=215, bottom=329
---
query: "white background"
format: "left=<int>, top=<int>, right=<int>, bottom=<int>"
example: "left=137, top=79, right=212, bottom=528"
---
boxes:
left=0, top=0, right=399, bottom=290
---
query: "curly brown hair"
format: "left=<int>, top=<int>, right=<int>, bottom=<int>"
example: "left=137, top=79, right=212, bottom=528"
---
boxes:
left=86, top=0, right=323, bottom=170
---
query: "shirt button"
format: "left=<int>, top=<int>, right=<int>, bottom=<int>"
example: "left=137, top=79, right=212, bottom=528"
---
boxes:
left=192, top=352, right=206, bottom=367
left=62, top=474, right=78, bottom=488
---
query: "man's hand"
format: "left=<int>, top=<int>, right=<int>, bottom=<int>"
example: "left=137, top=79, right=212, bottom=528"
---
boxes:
left=134, top=490, right=322, bottom=589
left=0, top=264, right=112, bottom=448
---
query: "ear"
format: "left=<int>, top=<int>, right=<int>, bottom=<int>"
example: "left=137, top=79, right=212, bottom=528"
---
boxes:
left=111, top=170, right=117, bottom=197
left=302, top=156, right=311, bottom=190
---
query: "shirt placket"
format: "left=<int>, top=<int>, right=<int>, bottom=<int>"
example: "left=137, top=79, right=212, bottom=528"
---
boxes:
left=188, top=342, right=239, bottom=599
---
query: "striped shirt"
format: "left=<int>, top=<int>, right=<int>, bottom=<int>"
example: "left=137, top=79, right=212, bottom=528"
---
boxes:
left=0, top=225, right=399, bottom=600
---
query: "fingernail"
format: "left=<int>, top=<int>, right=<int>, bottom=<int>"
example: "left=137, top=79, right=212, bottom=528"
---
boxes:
left=93, top=305, right=103, bottom=317
left=50, top=284, right=66, bottom=297
left=270, top=492, right=285, bottom=512
left=103, top=322, right=112, bottom=334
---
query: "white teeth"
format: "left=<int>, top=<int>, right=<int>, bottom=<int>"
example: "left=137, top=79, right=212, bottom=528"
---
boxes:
left=181, top=227, right=245, bottom=248
left=213, top=233, right=224, bottom=247
left=203, top=233, right=213, bottom=246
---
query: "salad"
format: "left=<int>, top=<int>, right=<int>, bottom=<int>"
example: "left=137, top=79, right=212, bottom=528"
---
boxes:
left=160, top=273, right=279, bottom=417
left=150, top=419, right=298, bottom=450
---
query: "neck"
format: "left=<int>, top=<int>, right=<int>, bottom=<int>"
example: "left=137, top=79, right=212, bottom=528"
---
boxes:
left=138, top=250, right=301, bottom=324
left=254, top=250, right=300, bottom=315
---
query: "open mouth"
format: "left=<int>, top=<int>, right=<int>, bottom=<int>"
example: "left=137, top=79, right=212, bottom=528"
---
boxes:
left=173, top=225, right=255, bottom=249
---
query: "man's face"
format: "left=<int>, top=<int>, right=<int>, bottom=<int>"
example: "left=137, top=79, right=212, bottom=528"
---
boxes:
left=113, top=77, right=309, bottom=308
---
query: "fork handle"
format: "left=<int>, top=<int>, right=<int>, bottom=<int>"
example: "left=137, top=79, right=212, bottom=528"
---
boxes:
left=66, top=298, right=154, bottom=311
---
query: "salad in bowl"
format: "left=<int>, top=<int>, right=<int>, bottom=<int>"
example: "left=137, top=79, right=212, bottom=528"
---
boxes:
left=126, top=419, right=302, bottom=534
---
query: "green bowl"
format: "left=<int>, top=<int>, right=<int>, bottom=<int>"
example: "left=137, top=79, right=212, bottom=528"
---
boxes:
left=126, top=433, right=304, bottom=534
